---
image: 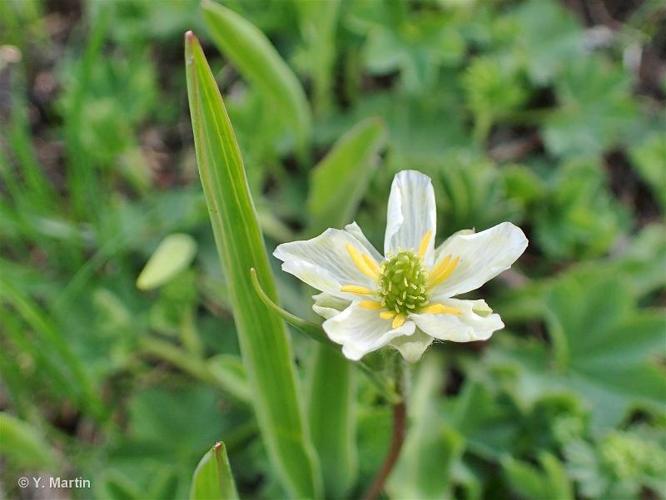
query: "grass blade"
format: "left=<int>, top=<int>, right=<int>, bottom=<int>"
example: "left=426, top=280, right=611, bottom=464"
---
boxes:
left=202, top=1, right=311, bottom=154
left=0, top=279, right=103, bottom=418
left=189, top=442, right=239, bottom=500
left=185, top=32, right=321, bottom=498
left=307, top=118, right=386, bottom=234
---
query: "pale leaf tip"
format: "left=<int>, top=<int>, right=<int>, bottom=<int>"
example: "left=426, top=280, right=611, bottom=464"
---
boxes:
left=184, top=31, right=199, bottom=64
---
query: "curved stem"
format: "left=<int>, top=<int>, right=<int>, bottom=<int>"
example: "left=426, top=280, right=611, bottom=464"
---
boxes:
left=362, top=400, right=407, bottom=500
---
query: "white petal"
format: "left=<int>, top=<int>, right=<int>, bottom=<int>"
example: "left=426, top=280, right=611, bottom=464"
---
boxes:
left=312, top=293, right=349, bottom=320
left=390, top=329, right=434, bottom=363
left=430, top=222, right=527, bottom=297
left=384, top=170, right=437, bottom=264
left=345, top=222, right=383, bottom=262
left=410, top=298, right=504, bottom=342
left=274, top=228, right=380, bottom=299
left=323, top=302, right=416, bottom=361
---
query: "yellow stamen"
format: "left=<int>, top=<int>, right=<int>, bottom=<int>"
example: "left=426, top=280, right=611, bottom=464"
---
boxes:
left=359, top=300, right=382, bottom=310
left=362, top=253, right=381, bottom=276
left=420, top=303, right=462, bottom=316
left=417, top=230, right=432, bottom=259
left=379, top=311, right=396, bottom=320
left=427, top=255, right=460, bottom=288
left=392, top=313, right=407, bottom=329
left=346, top=244, right=380, bottom=279
left=340, top=285, right=373, bottom=295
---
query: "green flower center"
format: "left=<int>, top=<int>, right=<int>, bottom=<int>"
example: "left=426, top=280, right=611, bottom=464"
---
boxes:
left=378, top=251, right=429, bottom=314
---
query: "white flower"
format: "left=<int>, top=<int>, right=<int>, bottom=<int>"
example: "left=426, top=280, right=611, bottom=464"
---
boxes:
left=274, top=170, right=528, bottom=362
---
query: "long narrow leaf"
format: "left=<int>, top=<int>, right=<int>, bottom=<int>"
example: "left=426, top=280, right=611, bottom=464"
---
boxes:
left=185, top=32, right=321, bottom=498
left=202, top=1, right=311, bottom=153
left=189, top=442, right=239, bottom=500
left=307, top=118, right=386, bottom=234
left=304, top=118, right=385, bottom=497
left=307, top=347, right=358, bottom=498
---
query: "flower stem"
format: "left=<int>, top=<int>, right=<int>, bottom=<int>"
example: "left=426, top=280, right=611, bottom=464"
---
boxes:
left=363, top=355, right=407, bottom=500
left=362, top=400, right=407, bottom=500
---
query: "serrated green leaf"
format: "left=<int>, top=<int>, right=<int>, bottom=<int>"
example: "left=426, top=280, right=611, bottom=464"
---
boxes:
left=307, top=118, right=385, bottom=234
left=511, top=0, right=582, bottom=84
left=463, top=56, right=527, bottom=141
left=185, top=32, right=321, bottom=498
left=543, top=58, right=637, bottom=158
left=136, top=233, right=197, bottom=290
left=489, top=272, right=666, bottom=429
left=202, top=1, right=311, bottom=153
left=534, top=160, right=626, bottom=259
left=189, top=442, right=238, bottom=500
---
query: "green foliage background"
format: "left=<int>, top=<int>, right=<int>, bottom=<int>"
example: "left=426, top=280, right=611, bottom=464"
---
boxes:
left=1, top=0, right=664, bottom=498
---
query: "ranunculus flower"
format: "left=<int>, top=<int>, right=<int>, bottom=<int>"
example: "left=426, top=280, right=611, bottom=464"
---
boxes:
left=274, top=170, right=528, bottom=362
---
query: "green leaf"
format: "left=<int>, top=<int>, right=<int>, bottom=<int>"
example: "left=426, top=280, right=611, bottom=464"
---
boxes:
left=307, top=347, right=357, bottom=498
left=137, top=233, right=197, bottom=290
left=463, top=56, right=527, bottom=141
left=565, top=429, right=666, bottom=498
left=362, top=10, right=465, bottom=92
left=307, top=118, right=385, bottom=234
left=502, top=456, right=548, bottom=499
left=319, top=90, right=469, bottom=164
left=543, top=58, right=637, bottom=158
left=185, top=32, right=321, bottom=498
left=0, top=413, right=58, bottom=469
left=489, top=272, right=666, bottom=429
left=202, top=1, right=311, bottom=153
left=630, top=131, right=666, bottom=209
left=511, top=0, right=582, bottom=85
left=293, top=0, right=341, bottom=115
left=447, top=380, right=518, bottom=460
left=534, top=160, right=626, bottom=259
left=502, top=452, right=573, bottom=500
left=189, top=442, right=239, bottom=500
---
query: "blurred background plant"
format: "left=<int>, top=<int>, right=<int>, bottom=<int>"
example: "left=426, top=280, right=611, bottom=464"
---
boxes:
left=1, top=0, right=664, bottom=498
